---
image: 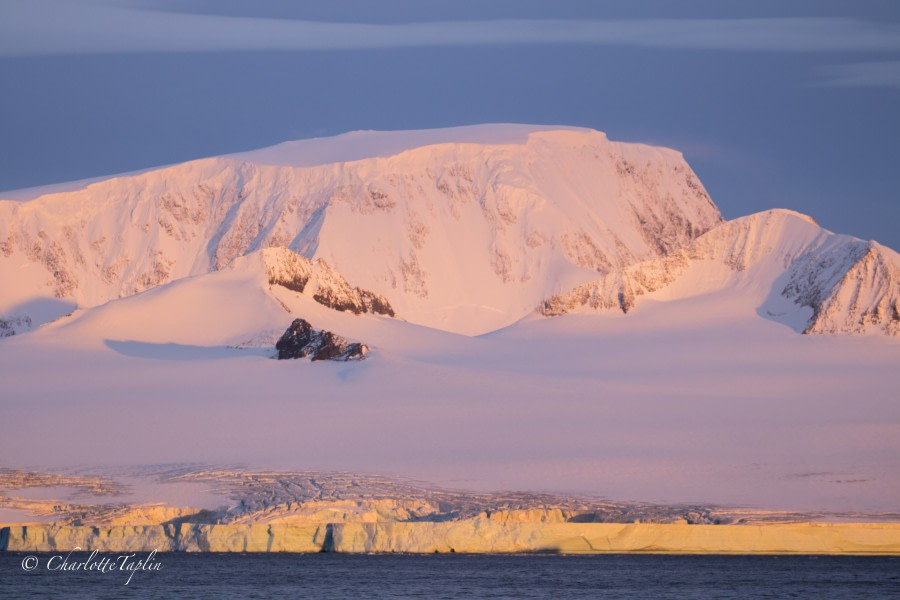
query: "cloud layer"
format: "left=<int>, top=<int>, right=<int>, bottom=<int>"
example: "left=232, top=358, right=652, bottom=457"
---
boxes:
left=814, top=61, right=900, bottom=89
left=3, top=0, right=900, bottom=57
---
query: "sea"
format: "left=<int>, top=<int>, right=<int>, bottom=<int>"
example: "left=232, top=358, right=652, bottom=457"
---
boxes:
left=1, top=552, right=898, bottom=599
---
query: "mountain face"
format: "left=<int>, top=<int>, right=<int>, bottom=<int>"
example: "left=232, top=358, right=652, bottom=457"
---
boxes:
left=0, top=125, right=721, bottom=335
left=0, top=125, right=896, bottom=338
left=541, top=210, right=900, bottom=336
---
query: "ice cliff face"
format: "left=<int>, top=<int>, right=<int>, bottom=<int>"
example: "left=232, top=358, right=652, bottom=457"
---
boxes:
left=0, top=125, right=721, bottom=335
left=5, top=522, right=900, bottom=555
left=541, top=210, right=900, bottom=336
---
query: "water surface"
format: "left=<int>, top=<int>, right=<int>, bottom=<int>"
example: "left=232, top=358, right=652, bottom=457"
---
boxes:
left=1, top=552, right=897, bottom=599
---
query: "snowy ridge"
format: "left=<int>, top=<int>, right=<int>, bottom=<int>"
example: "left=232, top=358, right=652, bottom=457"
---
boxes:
left=541, top=210, right=900, bottom=335
left=794, top=241, right=900, bottom=335
left=263, top=247, right=394, bottom=316
left=0, top=125, right=721, bottom=335
left=30, top=246, right=403, bottom=351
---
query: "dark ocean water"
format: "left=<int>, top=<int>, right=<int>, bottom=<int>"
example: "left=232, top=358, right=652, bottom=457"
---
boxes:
left=1, top=552, right=898, bottom=599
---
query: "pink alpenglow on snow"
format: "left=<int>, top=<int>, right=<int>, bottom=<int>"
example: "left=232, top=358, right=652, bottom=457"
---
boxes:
left=0, top=125, right=898, bottom=518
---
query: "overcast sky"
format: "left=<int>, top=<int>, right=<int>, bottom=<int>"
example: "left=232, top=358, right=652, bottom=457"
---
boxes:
left=1, top=0, right=898, bottom=247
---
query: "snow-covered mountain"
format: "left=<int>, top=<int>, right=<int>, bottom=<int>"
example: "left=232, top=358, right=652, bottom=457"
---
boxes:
left=541, top=210, right=900, bottom=336
left=0, top=124, right=896, bottom=338
left=0, top=125, right=721, bottom=335
left=2, top=127, right=899, bottom=514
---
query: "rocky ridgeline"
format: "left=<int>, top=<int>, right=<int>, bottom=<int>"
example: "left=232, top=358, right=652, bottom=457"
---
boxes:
left=541, top=210, right=900, bottom=336
left=790, top=242, right=900, bottom=335
left=275, top=318, right=367, bottom=361
left=264, top=247, right=394, bottom=316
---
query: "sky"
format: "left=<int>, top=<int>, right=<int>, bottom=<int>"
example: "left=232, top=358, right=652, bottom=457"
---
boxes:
left=1, top=0, right=898, bottom=249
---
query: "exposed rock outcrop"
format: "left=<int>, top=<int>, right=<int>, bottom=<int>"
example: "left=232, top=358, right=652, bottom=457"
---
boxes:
left=263, top=247, right=395, bottom=316
left=787, top=241, right=900, bottom=335
left=275, top=318, right=368, bottom=361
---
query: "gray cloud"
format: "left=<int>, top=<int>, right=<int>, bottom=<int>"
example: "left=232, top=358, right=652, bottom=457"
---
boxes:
left=3, top=0, right=900, bottom=56
left=813, top=61, right=900, bottom=89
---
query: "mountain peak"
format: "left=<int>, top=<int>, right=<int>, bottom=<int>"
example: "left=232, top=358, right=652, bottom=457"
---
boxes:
left=541, top=208, right=899, bottom=336
left=753, top=208, right=818, bottom=226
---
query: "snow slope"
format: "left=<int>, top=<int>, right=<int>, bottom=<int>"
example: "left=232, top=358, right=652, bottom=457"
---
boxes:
left=38, top=247, right=407, bottom=351
left=542, top=210, right=900, bottom=336
left=1, top=253, right=897, bottom=512
left=1, top=125, right=898, bottom=514
left=0, top=125, right=721, bottom=335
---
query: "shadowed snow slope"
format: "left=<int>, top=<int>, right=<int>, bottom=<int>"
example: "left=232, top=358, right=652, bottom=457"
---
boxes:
left=0, top=124, right=721, bottom=335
